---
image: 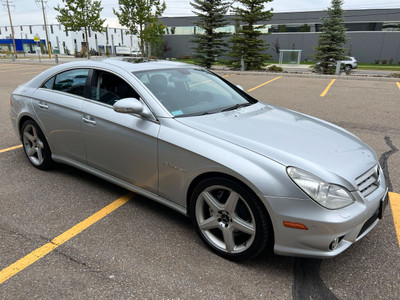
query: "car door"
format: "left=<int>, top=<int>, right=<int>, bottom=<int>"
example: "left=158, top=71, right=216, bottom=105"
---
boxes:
left=81, top=69, right=159, bottom=193
left=31, top=68, right=89, bottom=163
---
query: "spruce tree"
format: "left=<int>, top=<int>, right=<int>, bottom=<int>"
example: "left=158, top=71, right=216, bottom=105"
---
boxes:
left=190, top=0, right=230, bottom=68
left=229, top=0, right=273, bottom=70
left=314, top=0, right=347, bottom=74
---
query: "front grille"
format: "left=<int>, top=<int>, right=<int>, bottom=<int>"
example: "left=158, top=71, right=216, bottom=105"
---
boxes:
left=355, top=165, right=380, bottom=197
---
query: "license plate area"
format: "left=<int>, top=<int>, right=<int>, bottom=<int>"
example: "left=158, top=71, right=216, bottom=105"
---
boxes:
left=379, top=189, right=389, bottom=219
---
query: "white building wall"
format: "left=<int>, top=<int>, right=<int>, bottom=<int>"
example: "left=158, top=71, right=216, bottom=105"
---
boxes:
left=0, top=24, right=139, bottom=55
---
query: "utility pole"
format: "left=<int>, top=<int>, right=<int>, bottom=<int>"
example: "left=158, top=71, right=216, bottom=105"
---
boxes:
left=4, top=0, right=17, bottom=58
left=39, top=0, right=52, bottom=59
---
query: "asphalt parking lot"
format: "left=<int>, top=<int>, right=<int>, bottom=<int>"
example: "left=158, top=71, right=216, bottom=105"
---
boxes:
left=0, top=61, right=399, bottom=299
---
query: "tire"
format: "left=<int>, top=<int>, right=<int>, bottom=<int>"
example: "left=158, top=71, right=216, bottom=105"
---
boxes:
left=190, top=177, right=272, bottom=260
left=21, top=120, right=53, bottom=170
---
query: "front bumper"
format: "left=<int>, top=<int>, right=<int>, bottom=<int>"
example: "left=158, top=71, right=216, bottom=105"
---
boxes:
left=262, top=184, right=387, bottom=258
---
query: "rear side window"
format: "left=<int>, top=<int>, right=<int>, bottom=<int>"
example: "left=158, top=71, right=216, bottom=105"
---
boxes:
left=42, top=77, right=55, bottom=89
left=52, top=69, right=89, bottom=97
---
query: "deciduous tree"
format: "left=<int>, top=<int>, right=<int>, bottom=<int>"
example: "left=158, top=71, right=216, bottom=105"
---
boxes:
left=55, top=0, right=105, bottom=58
left=114, top=0, right=166, bottom=58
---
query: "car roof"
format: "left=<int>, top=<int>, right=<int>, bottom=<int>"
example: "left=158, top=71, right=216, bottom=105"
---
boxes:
left=56, top=58, right=195, bottom=73
left=104, top=58, right=194, bottom=72
left=23, top=58, right=199, bottom=88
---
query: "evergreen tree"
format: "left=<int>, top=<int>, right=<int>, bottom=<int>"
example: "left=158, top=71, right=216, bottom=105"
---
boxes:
left=229, top=0, right=273, bottom=70
left=55, top=0, right=105, bottom=58
left=314, top=0, right=347, bottom=74
left=190, top=0, right=230, bottom=68
left=114, top=0, right=166, bottom=58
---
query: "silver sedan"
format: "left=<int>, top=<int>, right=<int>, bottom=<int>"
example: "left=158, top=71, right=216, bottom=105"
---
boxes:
left=9, top=59, right=388, bottom=260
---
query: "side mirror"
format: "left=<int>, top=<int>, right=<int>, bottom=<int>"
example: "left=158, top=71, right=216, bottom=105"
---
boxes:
left=113, top=98, right=151, bottom=118
left=236, top=85, right=244, bottom=91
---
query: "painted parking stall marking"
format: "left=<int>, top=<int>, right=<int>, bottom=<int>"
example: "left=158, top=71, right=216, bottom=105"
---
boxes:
left=389, top=192, right=400, bottom=248
left=320, top=79, right=336, bottom=97
left=247, top=76, right=282, bottom=92
left=0, top=193, right=134, bottom=285
left=0, top=145, right=22, bottom=153
left=396, top=82, right=400, bottom=90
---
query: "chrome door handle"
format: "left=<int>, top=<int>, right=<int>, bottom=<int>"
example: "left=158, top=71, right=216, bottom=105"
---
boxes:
left=82, top=116, right=96, bottom=125
left=38, top=102, right=48, bottom=109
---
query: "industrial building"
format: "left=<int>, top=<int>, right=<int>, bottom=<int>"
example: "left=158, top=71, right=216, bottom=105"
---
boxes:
left=0, top=23, right=139, bottom=56
left=161, top=9, right=400, bottom=63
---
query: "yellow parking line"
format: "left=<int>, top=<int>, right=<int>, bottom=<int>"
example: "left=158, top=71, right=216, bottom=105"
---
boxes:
left=389, top=192, right=400, bottom=248
left=222, top=74, right=234, bottom=78
left=0, top=145, right=23, bottom=153
left=396, top=82, right=400, bottom=90
left=0, top=193, right=133, bottom=285
left=320, top=79, right=336, bottom=97
left=189, top=79, right=211, bottom=87
left=247, top=76, right=282, bottom=92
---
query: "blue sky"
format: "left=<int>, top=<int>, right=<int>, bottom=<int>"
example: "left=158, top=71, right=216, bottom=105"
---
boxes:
left=1, top=0, right=400, bottom=27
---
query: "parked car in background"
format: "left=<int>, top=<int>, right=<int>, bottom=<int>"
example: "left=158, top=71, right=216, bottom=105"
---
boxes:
left=342, top=56, right=358, bottom=70
left=10, top=59, right=387, bottom=260
left=314, top=56, right=358, bottom=74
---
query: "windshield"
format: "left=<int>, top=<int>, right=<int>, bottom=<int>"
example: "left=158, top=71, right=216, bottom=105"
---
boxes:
left=134, top=68, right=256, bottom=117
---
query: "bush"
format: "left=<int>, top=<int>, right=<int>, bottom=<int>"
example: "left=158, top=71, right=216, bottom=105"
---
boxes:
left=389, top=58, right=393, bottom=65
left=381, top=59, right=387, bottom=65
left=391, top=73, right=400, bottom=78
left=267, top=65, right=283, bottom=72
left=374, top=59, right=380, bottom=64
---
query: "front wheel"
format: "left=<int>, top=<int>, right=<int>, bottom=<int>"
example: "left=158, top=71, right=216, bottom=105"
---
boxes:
left=21, top=120, right=53, bottom=170
left=190, top=177, right=272, bottom=260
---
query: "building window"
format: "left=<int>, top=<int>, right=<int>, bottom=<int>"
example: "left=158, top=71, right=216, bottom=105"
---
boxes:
left=88, top=27, right=91, bottom=37
left=114, top=28, right=116, bottom=33
left=20, top=26, right=23, bottom=31
left=382, top=22, right=400, bottom=31
left=95, top=34, right=97, bottom=39
left=0, top=27, right=2, bottom=34
left=82, top=33, right=85, bottom=39
left=121, top=29, right=124, bottom=44
left=59, top=24, right=61, bottom=30
left=5, top=26, right=7, bottom=32
left=106, top=30, right=109, bottom=44
left=50, top=25, right=53, bottom=34
left=65, top=30, right=68, bottom=36
left=29, top=25, right=32, bottom=34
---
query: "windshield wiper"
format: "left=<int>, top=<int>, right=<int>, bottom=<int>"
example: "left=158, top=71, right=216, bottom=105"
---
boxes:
left=221, top=102, right=252, bottom=112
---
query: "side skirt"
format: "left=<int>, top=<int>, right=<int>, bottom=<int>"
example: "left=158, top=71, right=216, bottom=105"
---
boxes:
left=52, top=154, right=188, bottom=216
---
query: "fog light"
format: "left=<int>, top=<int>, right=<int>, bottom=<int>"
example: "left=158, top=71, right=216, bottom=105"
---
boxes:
left=329, top=238, right=340, bottom=250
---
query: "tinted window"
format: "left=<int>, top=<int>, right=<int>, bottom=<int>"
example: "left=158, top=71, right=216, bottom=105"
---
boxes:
left=90, top=71, right=140, bottom=105
left=42, top=76, right=55, bottom=89
left=53, top=69, right=89, bottom=97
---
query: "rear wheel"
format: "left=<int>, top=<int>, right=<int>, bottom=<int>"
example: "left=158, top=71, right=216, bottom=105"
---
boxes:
left=21, top=120, right=53, bottom=170
left=190, top=177, right=272, bottom=260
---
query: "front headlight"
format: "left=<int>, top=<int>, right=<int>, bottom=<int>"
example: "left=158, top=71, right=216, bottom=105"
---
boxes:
left=287, top=167, right=355, bottom=209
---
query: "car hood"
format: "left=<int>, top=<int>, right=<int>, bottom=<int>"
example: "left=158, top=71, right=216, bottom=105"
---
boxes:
left=177, top=103, right=377, bottom=186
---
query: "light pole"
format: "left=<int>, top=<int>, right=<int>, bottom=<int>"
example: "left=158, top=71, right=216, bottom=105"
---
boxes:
left=5, top=0, right=17, bottom=58
left=39, top=0, right=52, bottom=59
